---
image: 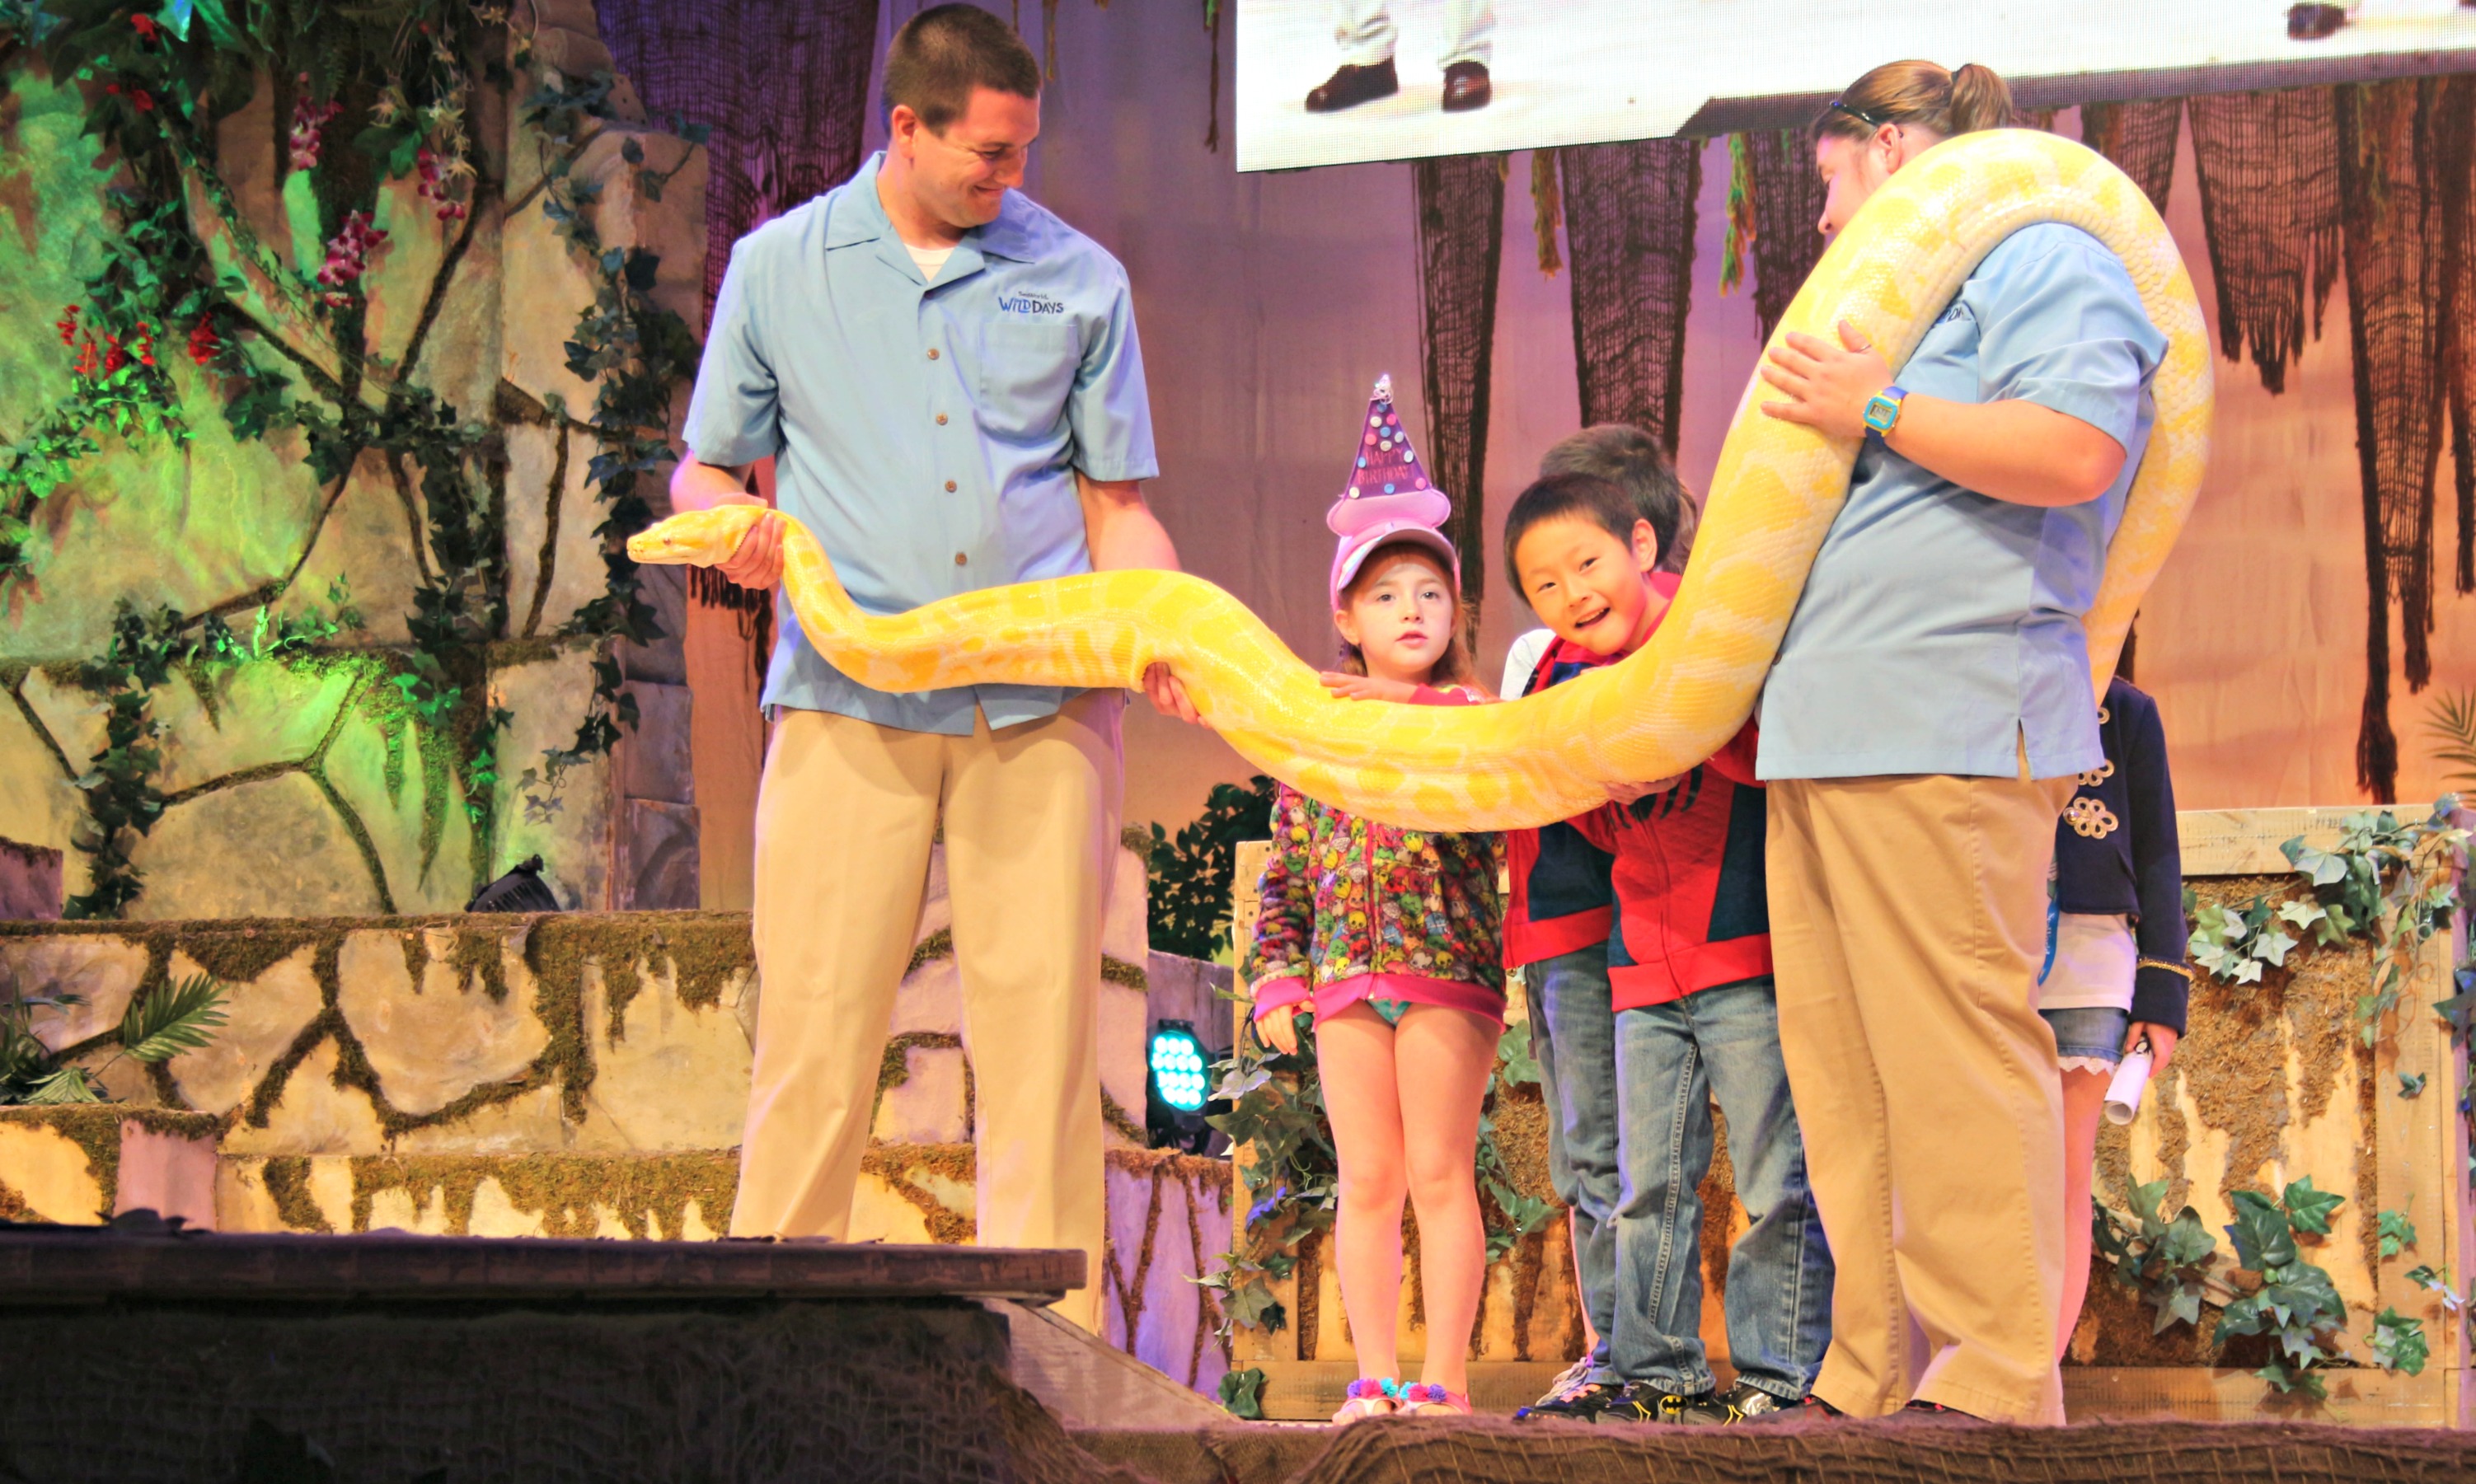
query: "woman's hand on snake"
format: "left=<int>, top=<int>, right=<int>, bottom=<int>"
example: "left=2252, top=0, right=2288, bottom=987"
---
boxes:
left=1758, top=321, right=1893, bottom=439
left=1320, top=672, right=1419, bottom=704
left=715, top=494, right=785, bottom=590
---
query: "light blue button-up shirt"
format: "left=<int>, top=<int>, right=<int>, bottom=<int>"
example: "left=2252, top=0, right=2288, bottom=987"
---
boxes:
left=682, top=153, right=1159, bottom=733
left=1758, top=222, right=2167, bottom=781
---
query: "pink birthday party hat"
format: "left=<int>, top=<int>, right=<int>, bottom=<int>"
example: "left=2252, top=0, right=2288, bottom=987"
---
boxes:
left=1328, top=374, right=1459, bottom=606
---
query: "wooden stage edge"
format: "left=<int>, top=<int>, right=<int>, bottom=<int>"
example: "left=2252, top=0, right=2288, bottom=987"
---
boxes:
left=0, top=1223, right=1083, bottom=1304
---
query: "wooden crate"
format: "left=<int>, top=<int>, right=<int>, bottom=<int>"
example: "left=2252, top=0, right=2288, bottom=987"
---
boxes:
left=2070, top=808, right=2470, bottom=1425
left=1226, top=811, right=2475, bottom=1424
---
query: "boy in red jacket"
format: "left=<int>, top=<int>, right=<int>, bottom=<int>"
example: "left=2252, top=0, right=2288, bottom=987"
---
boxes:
left=1504, top=470, right=1831, bottom=1425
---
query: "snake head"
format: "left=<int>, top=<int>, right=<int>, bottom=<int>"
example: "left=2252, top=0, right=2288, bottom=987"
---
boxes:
left=626, top=508, right=753, bottom=567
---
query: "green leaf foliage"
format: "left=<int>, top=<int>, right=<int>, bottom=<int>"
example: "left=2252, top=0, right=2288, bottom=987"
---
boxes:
left=2281, top=1175, right=2344, bottom=1238
left=2213, top=1184, right=2350, bottom=1399
left=2225, top=1189, right=2300, bottom=1271
left=2192, top=802, right=2466, bottom=1050
left=117, top=972, right=228, bottom=1063
left=2369, top=1308, right=2429, bottom=1376
left=1217, top=1366, right=1266, bottom=1420
left=2398, top=1071, right=2427, bottom=1098
left=21, top=1065, right=103, bottom=1104
left=2097, top=1179, right=2217, bottom=1336
left=1144, top=777, right=1278, bottom=959
left=2376, top=1205, right=2417, bottom=1260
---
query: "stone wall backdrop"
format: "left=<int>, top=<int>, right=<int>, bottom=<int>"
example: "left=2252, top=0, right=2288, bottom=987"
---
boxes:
left=0, top=840, right=1238, bottom=1397
left=0, top=2, right=704, bottom=920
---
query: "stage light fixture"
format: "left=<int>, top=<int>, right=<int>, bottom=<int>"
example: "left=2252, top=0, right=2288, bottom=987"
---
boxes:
left=1146, top=1018, right=1223, bottom=1153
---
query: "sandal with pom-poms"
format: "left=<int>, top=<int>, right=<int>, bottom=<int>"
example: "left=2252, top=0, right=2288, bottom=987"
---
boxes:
left=1396, top=1383, right=1471, bottom=1416
left=1332, top=1377, right=1400, bottom=1423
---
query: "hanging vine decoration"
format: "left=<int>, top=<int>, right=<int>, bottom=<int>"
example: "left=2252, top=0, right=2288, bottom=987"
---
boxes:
left=0, top=1, right=706, bottom=913
left=2183, top=798, right=2467, bottom=1045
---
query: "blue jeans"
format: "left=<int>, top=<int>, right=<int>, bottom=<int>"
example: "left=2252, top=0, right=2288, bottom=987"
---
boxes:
left=1527, top=948, right=1832, bottom=1398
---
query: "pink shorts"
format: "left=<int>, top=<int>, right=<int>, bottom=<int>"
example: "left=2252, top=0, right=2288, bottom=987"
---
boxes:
left=1254, top=971, right=1505, bottom=1028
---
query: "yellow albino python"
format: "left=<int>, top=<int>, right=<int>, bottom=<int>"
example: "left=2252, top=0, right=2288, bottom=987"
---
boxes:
left=631, top=129, right=2211, bottom=833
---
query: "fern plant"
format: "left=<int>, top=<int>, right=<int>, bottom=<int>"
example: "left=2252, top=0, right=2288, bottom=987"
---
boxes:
left=2427, top=690, right=2476, bottom=787
left=0, top=972, right=228, bottom=1107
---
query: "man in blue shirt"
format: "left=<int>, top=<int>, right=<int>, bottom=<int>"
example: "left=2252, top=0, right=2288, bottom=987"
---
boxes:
left=670, top=4, right=1191, bottom=1332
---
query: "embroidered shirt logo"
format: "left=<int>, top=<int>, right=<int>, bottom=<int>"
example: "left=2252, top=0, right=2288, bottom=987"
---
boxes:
left=997, top=292, right=1067, bottom=315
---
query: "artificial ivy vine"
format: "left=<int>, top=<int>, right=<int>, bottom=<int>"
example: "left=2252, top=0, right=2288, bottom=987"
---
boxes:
left=0, top=0, right=705, bottom=914
left=2185, top=798, right=2466, bottom=1043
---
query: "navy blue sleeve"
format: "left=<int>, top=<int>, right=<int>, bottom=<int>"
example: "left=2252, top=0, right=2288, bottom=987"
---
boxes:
left=2119, top=684, right=2189, bottom=1033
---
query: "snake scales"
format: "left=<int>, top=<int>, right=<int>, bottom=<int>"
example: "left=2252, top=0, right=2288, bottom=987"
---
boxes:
left=630, top=129, right=2211, bottom=833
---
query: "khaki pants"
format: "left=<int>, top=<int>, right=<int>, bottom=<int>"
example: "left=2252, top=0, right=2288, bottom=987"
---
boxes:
left=1766, top=763, right=2075, bottom=1424
left=731, top=691, right=1123, bottom=1332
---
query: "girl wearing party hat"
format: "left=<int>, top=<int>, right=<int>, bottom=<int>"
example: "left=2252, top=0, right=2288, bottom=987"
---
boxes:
left=1241, top=377, right=1506, bottom=1421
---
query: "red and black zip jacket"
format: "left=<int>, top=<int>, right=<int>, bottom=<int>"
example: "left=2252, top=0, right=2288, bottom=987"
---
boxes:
left=1569, top=721, right=1773, bottom=1011
left=1500, top=571, right=1684, bottom=967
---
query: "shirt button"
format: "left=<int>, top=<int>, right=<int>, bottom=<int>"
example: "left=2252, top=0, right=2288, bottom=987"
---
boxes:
left=954, top=552, right=968, bottom=566
left=945, top=480, right=958, bottom=493
left=936, top=413, right=949, bottom=425
left=927, top=348, right=940, bottom=360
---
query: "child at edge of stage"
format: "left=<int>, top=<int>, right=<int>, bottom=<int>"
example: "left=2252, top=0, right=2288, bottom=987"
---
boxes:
left=2045, top=672, right=2188, bottom=1355
left=1503, top=469, right=1834, bottom=1425
left=1240, top=377, right=1506, bottom=1423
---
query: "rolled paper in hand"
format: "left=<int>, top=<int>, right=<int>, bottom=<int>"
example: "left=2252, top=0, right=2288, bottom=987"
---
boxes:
left=2103, top=1046, right=2155, bottom=1126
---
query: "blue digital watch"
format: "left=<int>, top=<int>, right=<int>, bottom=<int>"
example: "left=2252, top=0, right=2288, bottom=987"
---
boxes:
left=1862, top=385, right=1908, bottom=436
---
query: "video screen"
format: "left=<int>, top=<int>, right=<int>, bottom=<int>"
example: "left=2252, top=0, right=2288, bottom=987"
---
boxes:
left=1235, top=0, right=2476, bottom=171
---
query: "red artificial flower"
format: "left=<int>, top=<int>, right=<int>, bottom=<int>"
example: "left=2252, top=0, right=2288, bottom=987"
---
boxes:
left=73, top=333, right=101, bottom=380
left=102, top=335, right=128, bottom=374
left=131, top=90, right=155, bottom=112
left=55, top=304, right=82, bottom=347
left=188, top=319, right=222, bottom=366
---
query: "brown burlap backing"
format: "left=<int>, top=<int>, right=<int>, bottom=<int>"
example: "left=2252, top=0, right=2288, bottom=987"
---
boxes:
left=2338, top=79, right=2455, bottom=797
left=1559, top=138, right=1702, bottom=454
left=1062, top=1414, right=2476, bottom=1484
left=2079, top=97, right=2182, bottom=214
left=0, top=1299, right=1016, bottom=1483
left=2437, top=76, right=2476, bottom=597
left=597, top=0, right=878, bottom=659
left=2187, top=88, right=2342, bottom=397
left=1746, top=129, right=1828, bottom=348
left=1411, top=154, right=1508, bottom=602
left=595, top=0, right=882, bottom=321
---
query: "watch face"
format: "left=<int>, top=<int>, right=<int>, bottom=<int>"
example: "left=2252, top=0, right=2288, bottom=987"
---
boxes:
left=1864, top=393, right=1899, bottom=433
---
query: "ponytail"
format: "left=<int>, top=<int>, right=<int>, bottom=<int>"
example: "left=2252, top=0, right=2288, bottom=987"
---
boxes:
left=1946, top=63, right=2017, bottom=134
left=1819, top=59, right=2015, bottom=142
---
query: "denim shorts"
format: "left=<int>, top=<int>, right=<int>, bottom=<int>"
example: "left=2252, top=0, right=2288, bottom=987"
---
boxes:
left=2041, top=1004, right=2131, bottom=1069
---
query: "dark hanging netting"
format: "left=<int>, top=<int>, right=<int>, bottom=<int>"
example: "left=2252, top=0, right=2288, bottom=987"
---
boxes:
left=597, top=0, right=880, bottom=651
left=2438, top=76, right=2476, bottom=597
left=2187, top=87, right=2342, bottom=396
left=2338, top=78, right=2454, bottom=799
left=1559, top=138, right=1702, bottom=452
left=1747, top=129, right=1828, bottom=345
left=1411, top=154, right=1508, bottom=602
left=597, top=0, right=883, bottom=319
left=2079, top=97, right=2181, bottom=214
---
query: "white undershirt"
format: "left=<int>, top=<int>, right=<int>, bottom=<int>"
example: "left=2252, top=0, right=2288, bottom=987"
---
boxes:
left=1502, top=628, right=1554, bottom=699
left=905, top=241, right=956, bottom=282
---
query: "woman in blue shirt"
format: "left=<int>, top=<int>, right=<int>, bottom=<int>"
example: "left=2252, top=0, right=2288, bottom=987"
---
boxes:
left=1750, top=60, right=2168, bottom=1427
